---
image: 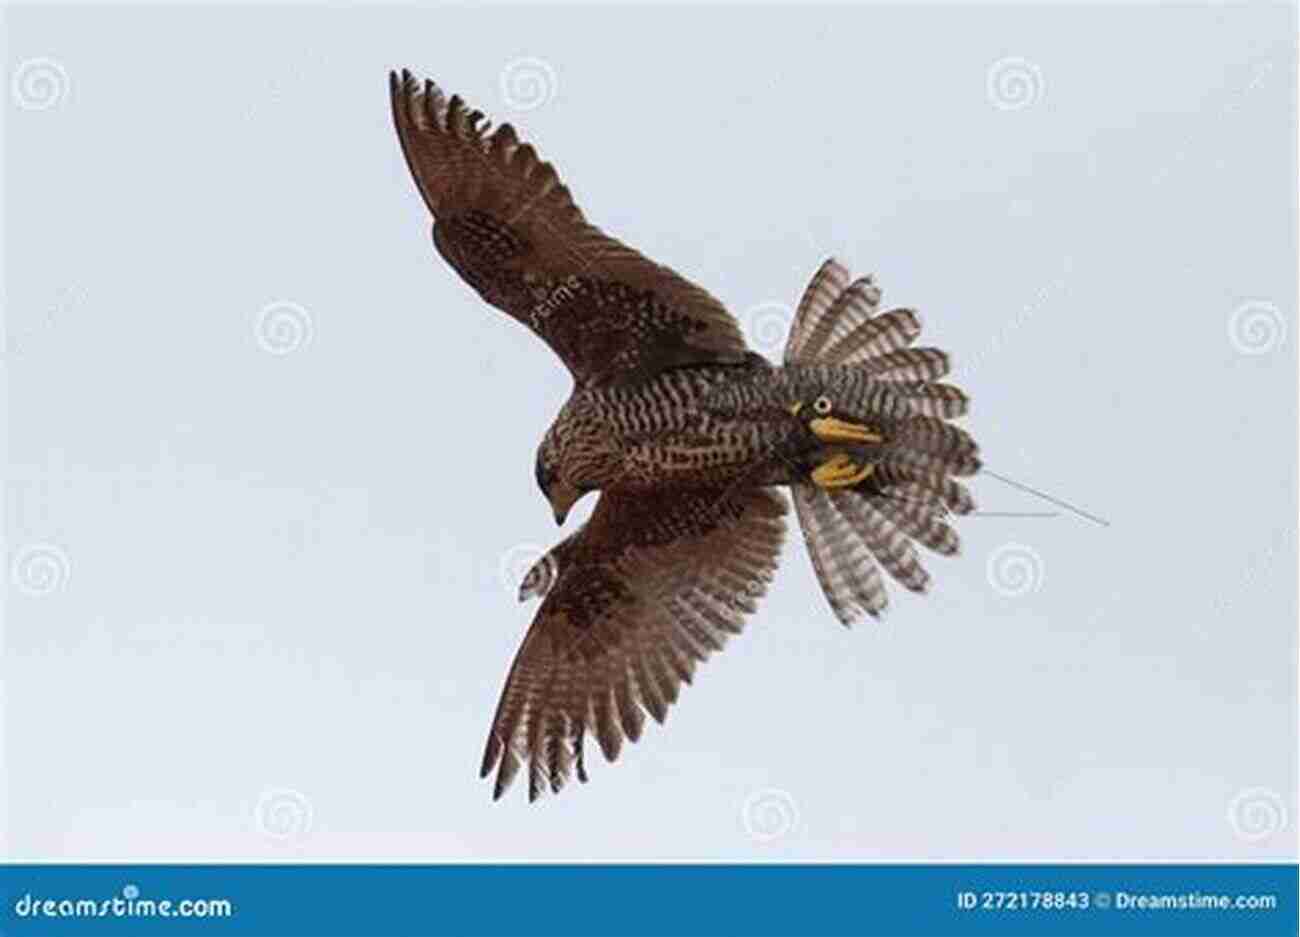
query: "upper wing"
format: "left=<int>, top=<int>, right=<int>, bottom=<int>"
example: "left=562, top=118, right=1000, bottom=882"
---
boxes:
left=481, top=486, right=787, bottom=801
left=390, top=70, right=749, bottom=388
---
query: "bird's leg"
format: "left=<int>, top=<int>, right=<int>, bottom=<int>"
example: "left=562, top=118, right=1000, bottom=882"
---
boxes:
left=811, top=451, right=875, bottom=489
left=787, top=401, right=880, bottom=488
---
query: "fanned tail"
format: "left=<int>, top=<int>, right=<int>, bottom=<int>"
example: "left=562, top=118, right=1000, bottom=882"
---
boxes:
left=785, top=258, right=980, bottom=624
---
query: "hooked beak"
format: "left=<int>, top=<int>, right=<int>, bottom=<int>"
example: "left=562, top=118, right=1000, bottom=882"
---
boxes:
left=809, top=416, right=883, bottom=445
left=547, top=479, right=581, bottom=527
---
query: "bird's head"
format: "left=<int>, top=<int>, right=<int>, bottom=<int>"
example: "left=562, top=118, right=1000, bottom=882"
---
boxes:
left=534, top=433, right=584, bottom=526
left=791, top=393, right=887, bottom=448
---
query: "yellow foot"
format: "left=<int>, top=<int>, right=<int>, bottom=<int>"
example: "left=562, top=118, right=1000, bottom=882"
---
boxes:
left=809, top=416, right=883, bottom=445
left=811, top=452, right=876, bottom=489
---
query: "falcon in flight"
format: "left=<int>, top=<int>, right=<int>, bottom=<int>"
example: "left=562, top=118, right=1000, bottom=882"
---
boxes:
left=390, top=69, right=981, bottom=801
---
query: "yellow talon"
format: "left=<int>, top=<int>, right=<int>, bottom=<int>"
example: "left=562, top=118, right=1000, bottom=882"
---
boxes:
left=811, top=453, right=876, bottom=489
left=809, top=416, right=883, bottom=444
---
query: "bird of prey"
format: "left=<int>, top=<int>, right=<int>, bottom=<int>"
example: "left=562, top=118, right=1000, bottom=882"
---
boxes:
left=390, top=69, right=981, bottom=802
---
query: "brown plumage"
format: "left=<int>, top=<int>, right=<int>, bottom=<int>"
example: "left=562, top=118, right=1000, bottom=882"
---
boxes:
left=390, top=70, right=982, bottom=801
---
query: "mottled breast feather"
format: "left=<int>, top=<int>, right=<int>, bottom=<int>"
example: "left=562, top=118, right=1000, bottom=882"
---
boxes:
left=390, top=70, right=749, bottom=388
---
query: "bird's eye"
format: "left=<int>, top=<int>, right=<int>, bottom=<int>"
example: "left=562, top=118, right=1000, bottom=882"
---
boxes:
left=813, top=395, right=833, bottom=415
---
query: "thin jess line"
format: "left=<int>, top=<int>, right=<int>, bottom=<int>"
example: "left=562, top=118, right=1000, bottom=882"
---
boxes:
left=971, top=511, right=1060, bottom=518
left=982, top=469, right=1111, bottom=527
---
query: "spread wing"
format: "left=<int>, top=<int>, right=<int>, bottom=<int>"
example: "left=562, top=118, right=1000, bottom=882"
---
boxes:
left=481, top=486, right=787, bottom=801
left=390, top=70, right=750, bottom=388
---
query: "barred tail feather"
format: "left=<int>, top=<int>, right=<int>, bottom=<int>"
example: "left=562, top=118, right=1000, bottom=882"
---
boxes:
left=828, top=491, right=931, bottom=593
left=785, top=258, right=979, bottom=622
left=785, top=258, right=851, bottom=364
left=869, top=496, right=961, bottom=556
left=792, top=484, right=888, bottom=624
left=894, top=416, right=980, bottom=468
left=820, top=277, right=884, bottom=353
left=863, top=347, right=951, bottom=382
left=874, top=462, right=977, bottom=515
left=889, top=382, right=969, bottom=419
left=825, top=307, right=920, bottom=364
